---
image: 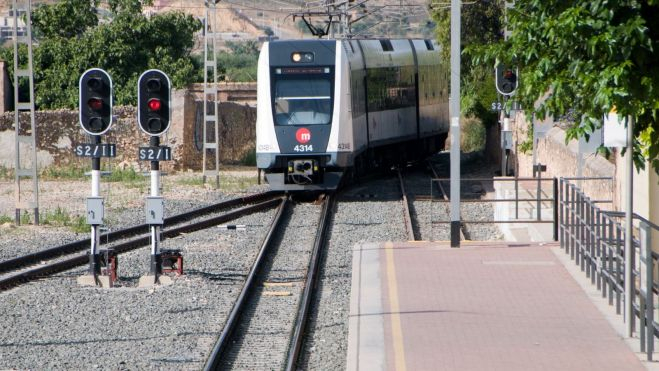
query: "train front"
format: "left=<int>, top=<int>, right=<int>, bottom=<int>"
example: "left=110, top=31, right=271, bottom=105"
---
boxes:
left=256, top=40, right=345, bottom=191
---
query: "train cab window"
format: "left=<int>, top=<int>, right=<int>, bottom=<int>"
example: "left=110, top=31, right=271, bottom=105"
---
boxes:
left=273, top=78, right=333, bottom=126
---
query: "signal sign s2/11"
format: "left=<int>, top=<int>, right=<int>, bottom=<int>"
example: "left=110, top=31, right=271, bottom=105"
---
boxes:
left=74, top=143, right=117, bottom=158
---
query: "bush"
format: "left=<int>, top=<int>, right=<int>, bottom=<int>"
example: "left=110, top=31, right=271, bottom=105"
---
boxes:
left=461, top=116, right=486, bottom=153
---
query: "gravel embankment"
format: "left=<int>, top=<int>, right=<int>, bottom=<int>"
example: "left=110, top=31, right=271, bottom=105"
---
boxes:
left=0, top=155, right=503, bottom=370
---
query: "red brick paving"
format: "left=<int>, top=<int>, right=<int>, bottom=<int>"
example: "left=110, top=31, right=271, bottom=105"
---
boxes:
left=380, top=242, right=643, bottom=371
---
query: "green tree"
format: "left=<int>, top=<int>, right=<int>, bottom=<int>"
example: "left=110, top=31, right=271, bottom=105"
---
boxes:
left=31, top=0, right=99, bottom=39
left=217, top=41, right=259, bottom=82
left=431, top=1, right=503, bottom=125
left=2, top=0, right=201, bottom=109
left=471, top=0, right=659, bottom=172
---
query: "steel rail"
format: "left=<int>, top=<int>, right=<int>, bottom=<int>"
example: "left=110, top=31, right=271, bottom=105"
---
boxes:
left=285, top=194, right=335, bottom=371
left=396, top=169, right=416, bottom=241
left=0, top=198, right=283, bottom=292
left=204, top=196, right=289, bottom=370
left=427, top=160, right=466, bottom=241
left=0, top=191, right=277, bottom=275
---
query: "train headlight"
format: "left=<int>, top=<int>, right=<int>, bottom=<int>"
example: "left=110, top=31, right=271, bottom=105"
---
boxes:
left=291, top=52, right=314, bottom=63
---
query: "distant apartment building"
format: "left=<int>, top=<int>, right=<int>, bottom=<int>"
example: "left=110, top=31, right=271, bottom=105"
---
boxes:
left=0, top=9, right=28, bottom=42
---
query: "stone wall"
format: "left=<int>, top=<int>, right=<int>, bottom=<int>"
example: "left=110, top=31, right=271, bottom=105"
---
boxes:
left=510, top=111, right=617, bottom=209
left=0, top=90, right=256, bottom=173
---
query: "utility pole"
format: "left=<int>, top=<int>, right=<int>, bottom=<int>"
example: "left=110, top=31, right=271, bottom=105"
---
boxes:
left=449, top=0, right=461, bottom=247
left=625, top=115, right=634, bottom=337
left=12, top=0, right=39, bottom=226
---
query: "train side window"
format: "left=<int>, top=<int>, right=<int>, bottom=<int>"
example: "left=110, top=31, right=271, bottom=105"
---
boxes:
left=424, top=39, right=434, bottom=50
left=380, top=40, right=393, bottom=52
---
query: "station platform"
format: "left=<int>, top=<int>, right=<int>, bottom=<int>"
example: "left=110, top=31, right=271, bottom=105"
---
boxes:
left=347, top=241, right=654, bottom=371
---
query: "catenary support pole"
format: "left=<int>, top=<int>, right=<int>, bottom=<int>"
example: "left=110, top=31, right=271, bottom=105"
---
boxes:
left=449, top=0, right=461, bottom=247
left=625, top=115, right=634, bottom=337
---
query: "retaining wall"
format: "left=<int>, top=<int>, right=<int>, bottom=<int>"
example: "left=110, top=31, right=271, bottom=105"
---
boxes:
left=0, top=89, right=256, bottom=173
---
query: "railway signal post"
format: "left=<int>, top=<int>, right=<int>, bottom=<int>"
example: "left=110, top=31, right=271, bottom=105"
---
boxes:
left=76, top=68, right=116, bottom=287
left=495, top=63, right=518, bottom=176
left=136, top=69, right=175, bottom=287
left=449, top=0, right=462, bottom=247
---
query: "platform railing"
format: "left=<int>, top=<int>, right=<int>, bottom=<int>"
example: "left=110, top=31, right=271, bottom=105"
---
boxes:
left=558, top=178, right=658, bottom=360
left=431, top=177, right=559, bottom=240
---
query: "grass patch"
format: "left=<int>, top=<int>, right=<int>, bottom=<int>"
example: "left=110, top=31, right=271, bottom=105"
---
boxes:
left=221, top=174, right=259, bottom=192
left=0, top=166, right=13, bottom=181
left=40, top=207, right=88, bottom=233
left=41, top=165, right=88, bottom=180
left=174, top=176, right=206, bottom=187
left=172, top=173, right=258, bottom=192
left=0, top=214, right=12, bottom=224
left=461, top=116, right=486, bottom=153
left=241, top=146, right=257, bottom=166
left=20, top=211, right=31, bottom=225
left=106, top=167, right=145, bottom=188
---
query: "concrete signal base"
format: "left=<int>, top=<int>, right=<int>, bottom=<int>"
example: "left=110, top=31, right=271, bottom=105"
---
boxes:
left=77, top=274, right=112, bottom=288
left=138, top=274, right=173, bottom=288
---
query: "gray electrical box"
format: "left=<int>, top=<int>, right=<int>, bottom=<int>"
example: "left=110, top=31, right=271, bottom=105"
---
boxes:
left=86, top=197, right=104, bottom=225
left=501, top=130, right=513, bottom=150
left=145, top=197, right=164, bottom=225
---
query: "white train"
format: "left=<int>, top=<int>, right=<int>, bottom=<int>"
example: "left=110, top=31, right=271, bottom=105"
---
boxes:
left=256, top=38, right=449, bottom=191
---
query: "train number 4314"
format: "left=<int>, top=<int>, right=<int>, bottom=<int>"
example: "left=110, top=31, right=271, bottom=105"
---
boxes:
left=293, top=144, right=313, bottom=152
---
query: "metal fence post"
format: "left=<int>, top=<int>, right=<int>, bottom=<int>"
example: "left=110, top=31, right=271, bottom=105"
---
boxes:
left=537, top=169, right=542, bottom=221
left=553, top=177, right=558, bottom=241
left=616, top=224, right=622, bottom=315
left=570, top=185, right=576, bottom=259
left=597, top=209, right=603, bottom=293
left=640, top=221, right=654, bottom=360
left=515, top=176, right=519, bottom=219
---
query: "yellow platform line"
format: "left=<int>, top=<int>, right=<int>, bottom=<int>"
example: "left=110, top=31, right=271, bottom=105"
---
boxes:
left=384, top=241, right=407, bottom=371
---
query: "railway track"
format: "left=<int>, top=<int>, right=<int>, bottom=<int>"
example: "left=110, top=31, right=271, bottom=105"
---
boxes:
left=205, top=194, right=334, bottom=370
left=427, top=160, right=468, bottom=241
left=397, top=168, right=417, bottom=241
left=0, top=192, right=281, bottom=291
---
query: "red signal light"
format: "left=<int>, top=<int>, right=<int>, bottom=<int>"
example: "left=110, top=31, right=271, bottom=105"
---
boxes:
left=503, top=70, right=514, bottom=79
left=88, top=98, right=103, bottom=111
left=148, top=98, right=162, bottom=111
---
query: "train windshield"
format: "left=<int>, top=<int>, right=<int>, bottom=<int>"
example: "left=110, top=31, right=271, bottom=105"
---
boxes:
left=273, top=78, right=333, bottom=126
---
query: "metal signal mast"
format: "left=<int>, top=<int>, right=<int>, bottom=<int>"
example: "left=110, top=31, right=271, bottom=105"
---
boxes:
left=12, top=0, right=39, bottom=225
left=203, top=0, right=221, bottom=188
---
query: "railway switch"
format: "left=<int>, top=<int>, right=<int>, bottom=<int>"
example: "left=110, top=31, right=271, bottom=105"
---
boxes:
left=160, top=249, right=184, bottom=276
left=99, top=249, right=118, bottom=285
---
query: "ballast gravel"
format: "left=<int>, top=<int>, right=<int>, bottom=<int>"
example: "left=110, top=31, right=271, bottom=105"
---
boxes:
left=0, top=156, right=506, bottom=370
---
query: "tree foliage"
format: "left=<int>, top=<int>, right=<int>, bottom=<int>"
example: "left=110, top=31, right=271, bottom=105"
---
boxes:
left=215, top=41, right=260, bottom=82
left=471, top=0, right=659, bottom=172
left=431, top=1, right=503, bottom=125
left=1, top=0, right=201, bottom=109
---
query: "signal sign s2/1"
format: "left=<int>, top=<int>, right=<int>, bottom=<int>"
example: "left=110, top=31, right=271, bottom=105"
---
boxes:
left=138, top=146, right=172, bottom=161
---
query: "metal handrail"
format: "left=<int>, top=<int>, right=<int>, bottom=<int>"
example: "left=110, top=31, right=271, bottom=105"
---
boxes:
left=558, top=178, right=657, bottom=360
